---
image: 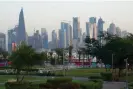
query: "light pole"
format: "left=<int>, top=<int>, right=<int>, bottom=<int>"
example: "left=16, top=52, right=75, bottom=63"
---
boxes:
left=112, top=53, right=114, bottom=73
left=125, top=58, right=128, bottom=89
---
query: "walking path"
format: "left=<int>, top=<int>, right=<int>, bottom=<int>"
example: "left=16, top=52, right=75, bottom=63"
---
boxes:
left=103, top=82, right=125, bottom=89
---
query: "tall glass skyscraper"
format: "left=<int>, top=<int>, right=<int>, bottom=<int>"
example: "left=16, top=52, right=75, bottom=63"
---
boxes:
left=97, top=17, right=104, bottom=37
left=41, top=28, right=48, bottom=49
left=73, top=17, right=80, bottom=39
left=17, top=8, right=26, bottom=45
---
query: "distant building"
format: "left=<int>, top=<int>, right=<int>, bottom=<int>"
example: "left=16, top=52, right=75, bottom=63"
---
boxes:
left=52, top=30, right=58, bottom=49
left=16, top=8, right=27, bottom=45
left=8, top=26, right=17, bottom=53
left=116, top=27, right=121, bottom=37
left=0, top=33, right=6, bottom=50
left=86, top=22, right=90, bottom=36
left=108, top=23, right=116, bottom=35
left=41, top=28, right=48, bottom=49
left=121, top=30, right=128, bottom=38
left=33, top=30, right=42, bottom=50
left=69, top=25, right=73, bottom=46
left=73, top=17, right=80, bottom=39
left=82, top=32, right=86, bottom=42
left=28, top=36, right=34, bottom=47
left=97, top=17, right=104, bottom=37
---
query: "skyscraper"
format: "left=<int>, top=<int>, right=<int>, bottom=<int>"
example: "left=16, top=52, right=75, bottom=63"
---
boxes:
left=52, top=30, right=58, bottom=49
left=116, top=27, right=121, bottom=37
left=108, top=23, right=116, bottom=35
left=69, top=25, right=73, bottom=46
left=73, top=17, right=80, bottom=39
left=59, top=29, right=66, bottom=48
left=8, top=26, right=17, bottom=53
left=17, top=8, right=26, bottom=45
left=61, top=22, right=70, bottom=47
left=97, top=17, right=104, bottom=37
left=0, top=33, right=6, bottom=50
left=86, top=22, right=90, bottom=36
left=89, top=17, right=97, bottom=39
left=41, top=28, right=48, bottom=49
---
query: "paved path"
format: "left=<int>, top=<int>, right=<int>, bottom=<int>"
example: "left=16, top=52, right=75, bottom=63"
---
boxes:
left=103, top=82, right=125, bottom=89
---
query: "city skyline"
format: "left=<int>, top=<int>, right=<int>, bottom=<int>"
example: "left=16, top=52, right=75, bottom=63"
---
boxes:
left=0, top=1, right=133, bottom=41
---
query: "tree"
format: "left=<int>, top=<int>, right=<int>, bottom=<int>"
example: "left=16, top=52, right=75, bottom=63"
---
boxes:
left=68, top=46, right=73, bottom=63
left=54, top=48, right=63, bottom=64
left=77, top=50, right=81, bottom=62
left=9, top=42, right=41, bottom=82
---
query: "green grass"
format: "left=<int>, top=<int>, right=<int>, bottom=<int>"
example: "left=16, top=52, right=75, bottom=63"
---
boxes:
left=0, top=75, right=47, bottom=83
left=0, top=85, right=5, bottom=89
left=65, top=68, right=105, bottom=77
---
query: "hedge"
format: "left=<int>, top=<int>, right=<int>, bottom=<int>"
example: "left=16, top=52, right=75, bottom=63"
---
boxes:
left=100, top=72, right=112, bottom=81
left=89, top=75, right=102, bottom=79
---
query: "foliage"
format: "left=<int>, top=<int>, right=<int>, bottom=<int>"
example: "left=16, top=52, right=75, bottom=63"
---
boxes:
left=100, top=72, right=112, bottom=81
left=8, top=42, right=44, bottom=82
left=89, top=75, right=102, bottom=79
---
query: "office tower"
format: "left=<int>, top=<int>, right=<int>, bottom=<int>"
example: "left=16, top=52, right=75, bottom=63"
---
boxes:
left=16, top=8, right=26, bottom=45
left=89, top=17, right=96, bottom=24
left=73, top=17, right=80, bottom=39
left=69, top=25, right=73, bottom=46
left=41, top=28, right=48, bottom=49
left=8, top=26, right=17, bottom=53
left=52, top=30, right=58, bottom=49
left=108, top=23, right=116, bottom=35
left=97, top=18, right=104, bottom=37
left=28, top=36, right=34, bottom=47
left=116, top=27, right=121, bottom=37
left=89, top=17, right=97, bottom=39
left=121, top=30, right=128, bottom=38
left=82, top=32, right=86, bottom=42
left=33, top=30, right=42, bottom=50
left=59, top=29, right=66, bottom=48
left=0, top=33, right=6, bottom=50
left=86, top=22, right=90, bottom=36
left=93, top=23, right=97, bottom=39
left=61, top=22, right=70, bottom=47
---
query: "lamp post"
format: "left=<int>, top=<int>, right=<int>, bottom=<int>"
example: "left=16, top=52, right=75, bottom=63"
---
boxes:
left=125, top=58, right=128, bottom=89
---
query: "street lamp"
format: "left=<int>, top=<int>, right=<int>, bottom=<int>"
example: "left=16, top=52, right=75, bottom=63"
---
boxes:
left=125, top=58, right=128, bottom=89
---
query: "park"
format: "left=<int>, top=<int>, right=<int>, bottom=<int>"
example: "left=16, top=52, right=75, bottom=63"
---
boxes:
left=1, top=32, right=133, bottom=89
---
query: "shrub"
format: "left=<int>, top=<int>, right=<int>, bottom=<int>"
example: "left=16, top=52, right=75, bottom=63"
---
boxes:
left=89, top=75, right=102, bottom=79
left=27, top=84, right=39, bottom=89
left=80, top=80, right=103, bottom=89
left=58, top=82, right=80, bottom=89
left=47, top=77, right=72, bottom=89
left=100, top=72, right=112, bottom=81
left=5, top=81, right=30, bottom=89
left=39, top=83, right=52, bottom=89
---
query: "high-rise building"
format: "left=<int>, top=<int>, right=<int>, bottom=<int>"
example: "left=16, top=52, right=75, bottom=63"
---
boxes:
left=41, top=28, right=48, bottom=49
left=0, top=33, right=6, bottom=50
left=108, top=23, right=116, bottom=35
left=33, top=30, right=42, bottom=50
left=89, top=17, right=96, bottom=24
left=116, top=27, right=121, bottom=37
left=61, top=22, right=70, bottom=47
left=97, top=17, right=104, bottom=37
left=59, top=29, right=66, bottom=48
left=69, top=25, right=73, bottom=46
left=86, top=22, right=90, bottom=36
left=16, top=8, right=27, bottom=45
left=73, top=17, right=80, bottom=39
left=121, top=30, right=128, bottom=38
left=89, top=17, right=97, bottom=39
left=8, top=26, right=17, bottom=53
left=82, top=32, right=86, bottom=42
left=28, top=36, right=34, bottom=47
left=52, top=30, right=58, bottom=49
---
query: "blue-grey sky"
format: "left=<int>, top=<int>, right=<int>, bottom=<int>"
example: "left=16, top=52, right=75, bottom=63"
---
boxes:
left=0, top=1, right=133, bottom=40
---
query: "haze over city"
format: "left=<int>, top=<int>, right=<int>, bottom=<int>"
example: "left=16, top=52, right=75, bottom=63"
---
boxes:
left=0, top=1, right=133, bottom=40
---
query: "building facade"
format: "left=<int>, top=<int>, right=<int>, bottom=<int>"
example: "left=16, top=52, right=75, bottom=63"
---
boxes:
left=0, top=33, right=6, bottom=50
left=73, top=17, right=80, bottom=39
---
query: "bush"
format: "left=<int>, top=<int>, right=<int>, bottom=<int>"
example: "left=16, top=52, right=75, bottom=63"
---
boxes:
left=58, top=82, right=80, bottom=89
left=80, top=80, right=103, bottom=89
left=27, top=84, right=39, bottom=89
left=5, top=81, right=31, bottom=89
left=100, top=72, right=112, bottom=81
left=47, top=77, right=72, bottom=89
left=89, top=75, right=102, bottom=79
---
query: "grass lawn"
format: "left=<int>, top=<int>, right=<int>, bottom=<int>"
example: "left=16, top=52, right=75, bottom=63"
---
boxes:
left=0, top=75, right=47, bottom=83
left=0, top=85, right=5, bottom=89
left=65, top=68, right=105, bottom=77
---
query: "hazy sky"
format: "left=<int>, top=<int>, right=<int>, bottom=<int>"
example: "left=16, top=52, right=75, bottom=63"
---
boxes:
left=0, top=1, right=133, bottom=40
